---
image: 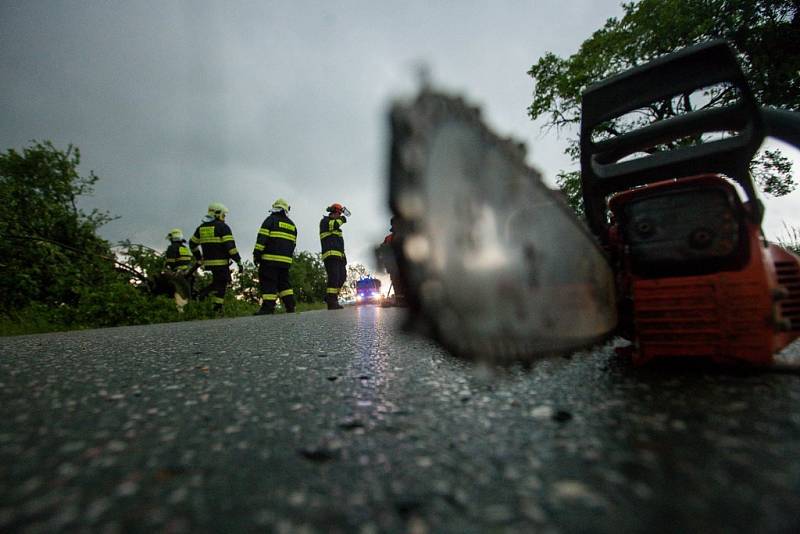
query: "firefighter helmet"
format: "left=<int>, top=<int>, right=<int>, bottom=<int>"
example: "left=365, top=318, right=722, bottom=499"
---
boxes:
left=272, top=198, right=290, bottom=212
left=327, top=203, right=351, bottom=217
left=166, top=228, right=184, bottom=241
left=207, top=202, right=229, bottom=219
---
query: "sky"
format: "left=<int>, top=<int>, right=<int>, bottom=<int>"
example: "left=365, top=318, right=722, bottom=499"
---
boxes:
left=1, top=1, right=798, bottom=270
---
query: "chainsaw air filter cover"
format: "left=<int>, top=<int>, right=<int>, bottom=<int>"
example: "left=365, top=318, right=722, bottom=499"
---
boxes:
left=619, top=181, right=747, bottom=277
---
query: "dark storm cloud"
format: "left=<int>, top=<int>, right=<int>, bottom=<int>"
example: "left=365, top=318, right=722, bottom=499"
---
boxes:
left=2, top=0, right=638, bottom=267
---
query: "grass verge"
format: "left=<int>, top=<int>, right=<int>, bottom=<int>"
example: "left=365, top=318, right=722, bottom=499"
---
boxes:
left=1, top=297, right=329, bottom=336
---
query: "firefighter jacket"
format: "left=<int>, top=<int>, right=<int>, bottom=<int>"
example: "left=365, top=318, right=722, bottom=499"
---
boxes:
left=165, top=240, right=193, bottom=272
left=189, top=219, right=241, bottom=269
left=320, top=215, right=346, bottom=261
left=253, top=211, right=297, bottom=268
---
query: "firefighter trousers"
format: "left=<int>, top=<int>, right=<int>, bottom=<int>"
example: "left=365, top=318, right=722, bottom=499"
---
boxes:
left=197, top=267, right=231, bottom=309
left=259, top=264, right=295, bottom=312
left=324, top=257, right=346, bottom=304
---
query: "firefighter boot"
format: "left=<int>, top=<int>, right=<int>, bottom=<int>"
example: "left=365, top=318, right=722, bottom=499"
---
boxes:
left=326, top=295, right=343, bottom=310
left=255, top=301, right=275, bottom=315
left=282, top=295, right=296, bottom=313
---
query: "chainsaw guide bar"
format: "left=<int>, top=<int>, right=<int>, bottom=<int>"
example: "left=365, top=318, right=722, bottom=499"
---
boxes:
left=388, top=90, right=618, bottom=363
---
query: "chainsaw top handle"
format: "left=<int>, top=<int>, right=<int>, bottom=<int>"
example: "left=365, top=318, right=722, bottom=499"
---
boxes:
left=579, top=40, right=799, bottom=242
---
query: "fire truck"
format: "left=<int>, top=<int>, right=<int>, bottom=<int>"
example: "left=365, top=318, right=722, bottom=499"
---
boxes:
left=355, top=276, right=383, bottom=305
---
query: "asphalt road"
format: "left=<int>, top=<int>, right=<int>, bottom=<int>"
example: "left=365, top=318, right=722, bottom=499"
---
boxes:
left=1, top=306, right=799, bottom=533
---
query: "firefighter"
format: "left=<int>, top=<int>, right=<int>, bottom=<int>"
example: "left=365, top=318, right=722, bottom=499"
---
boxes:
left=164, top=228, right=193, bottom=273
left=253, top=198, right=297, bottom=315
left=156, top=228, right=195, bottom=305
left=377, top=217, right=406, bottom=305
left=190, top=202, right=242, bottom=312
left=320, top=203, right=350, bottom=310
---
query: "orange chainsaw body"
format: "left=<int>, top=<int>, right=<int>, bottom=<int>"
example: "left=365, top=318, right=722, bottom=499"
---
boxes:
left=608, top=175, right=800, bottom=365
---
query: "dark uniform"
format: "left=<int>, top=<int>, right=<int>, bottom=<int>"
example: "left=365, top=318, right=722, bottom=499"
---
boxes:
left=190, top=219, right=241, bottom=310
left=165, top=240, right=193, bottom=273
left=378, top=217, right=405, bottom=305
left=254, top=210, right=297, bottom=314
left=320, top=213, right=347, bottom=309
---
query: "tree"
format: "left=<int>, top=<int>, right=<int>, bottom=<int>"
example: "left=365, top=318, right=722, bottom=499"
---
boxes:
left=528, top=0, right=799, bottom=214
left=289, top=251, right=327, bottom=303
left=0, top=141, right=116, bottom=310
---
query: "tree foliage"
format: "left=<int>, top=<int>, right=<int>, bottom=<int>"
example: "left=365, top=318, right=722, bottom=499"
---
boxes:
left=0, top=141, right=117, bottom=310
left=230, top=260, right=260, bottom=304
left=528, top=0, right=799, bottom=212
left=115, top=241, right=168, bottom=282
left=750, top=148, right=796, bottom=196
left=290, top=251, right=327, bottom=303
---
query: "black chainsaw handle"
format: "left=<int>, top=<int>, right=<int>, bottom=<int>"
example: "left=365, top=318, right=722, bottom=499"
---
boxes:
left=762, top=108, right=800, bottom=150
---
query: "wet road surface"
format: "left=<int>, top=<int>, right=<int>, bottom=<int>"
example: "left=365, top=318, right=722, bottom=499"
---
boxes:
left=1, top=306, right=799, bottom=532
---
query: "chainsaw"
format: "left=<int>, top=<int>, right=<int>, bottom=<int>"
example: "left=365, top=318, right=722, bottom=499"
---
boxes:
left=387, top=40, right=800, bottom=366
